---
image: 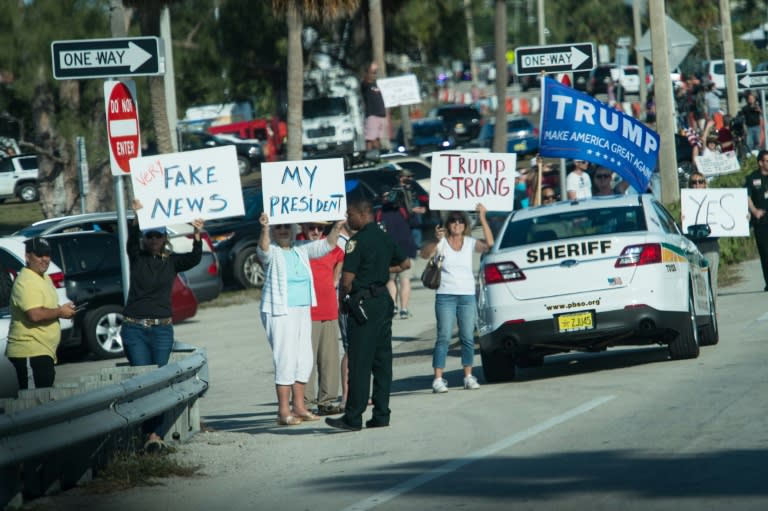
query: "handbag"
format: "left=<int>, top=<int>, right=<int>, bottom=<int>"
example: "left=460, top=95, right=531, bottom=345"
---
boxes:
left=421, top=240, right=445, bottom=290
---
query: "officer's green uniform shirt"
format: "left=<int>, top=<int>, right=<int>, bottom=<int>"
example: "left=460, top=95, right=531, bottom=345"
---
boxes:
left=343, top=222, right=406, bottom=292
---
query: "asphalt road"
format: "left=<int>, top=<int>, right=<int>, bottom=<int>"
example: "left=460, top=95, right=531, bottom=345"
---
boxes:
left=38, top=256, right=768, bottom=511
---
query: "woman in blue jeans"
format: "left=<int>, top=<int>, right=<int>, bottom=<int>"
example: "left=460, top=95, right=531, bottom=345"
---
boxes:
left=122, top=199, right=203, bottom=450
left=425, top=204, right=494, bottom=393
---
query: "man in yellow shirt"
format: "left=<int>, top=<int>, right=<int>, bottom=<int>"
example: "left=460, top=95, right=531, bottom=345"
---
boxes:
left=7, top=237, right=75, bottom=390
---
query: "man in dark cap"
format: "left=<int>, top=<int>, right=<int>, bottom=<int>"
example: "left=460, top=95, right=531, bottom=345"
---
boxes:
left=6, top=237, right=76, bottom=390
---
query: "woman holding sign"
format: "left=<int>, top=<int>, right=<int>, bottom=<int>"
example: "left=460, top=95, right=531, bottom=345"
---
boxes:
left=424, top=204, right=493, bottom=393
left=257, top=213, right=342, bottom=426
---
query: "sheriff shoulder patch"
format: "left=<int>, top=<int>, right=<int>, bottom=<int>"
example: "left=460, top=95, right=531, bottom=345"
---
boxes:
left=346, top=240, right=357, bottom=253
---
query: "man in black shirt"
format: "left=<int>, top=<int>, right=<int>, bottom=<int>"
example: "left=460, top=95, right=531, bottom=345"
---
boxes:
left=741, top=91, right=763, bottom=152
left=361, top=62, right=387, bottom=150
left=746, top=150, right=768, bottom=290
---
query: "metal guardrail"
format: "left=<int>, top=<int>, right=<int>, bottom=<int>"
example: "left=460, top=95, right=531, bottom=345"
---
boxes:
left=0, top=346, right=209, bottom=509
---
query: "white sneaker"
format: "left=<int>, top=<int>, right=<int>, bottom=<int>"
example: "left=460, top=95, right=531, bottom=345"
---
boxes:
left=463, top=375, right=480, bottom=390
left=432, top=378, right=449, bottom=393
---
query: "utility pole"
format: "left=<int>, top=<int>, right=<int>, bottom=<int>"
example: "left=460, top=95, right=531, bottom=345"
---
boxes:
left=464, top=0, right=479, bottom=90
left=633, top=0, right=647, bottom=120
left=537, top=0, right=546, bottom=45
left=649, top=0, right=678, bottom=204
left=493, top=0, right=507, bottom=154
left=720, top=0, right=738, bottom=116
left=160, top=6, right=178, bottom=152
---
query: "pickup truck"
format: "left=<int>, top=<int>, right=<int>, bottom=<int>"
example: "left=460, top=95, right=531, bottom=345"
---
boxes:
left=0, top=154, right=39, bottom=203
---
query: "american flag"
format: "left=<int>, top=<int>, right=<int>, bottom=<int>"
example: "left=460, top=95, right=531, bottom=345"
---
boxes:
left=684, top=127, right=702, bottom=149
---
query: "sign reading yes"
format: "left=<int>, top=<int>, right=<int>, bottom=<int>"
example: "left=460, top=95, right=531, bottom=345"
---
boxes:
left=130, top=145, right=245, bottom=230
left=681, top=188, right=749, bottom=237
left=261, top=158, right=346, bottom=224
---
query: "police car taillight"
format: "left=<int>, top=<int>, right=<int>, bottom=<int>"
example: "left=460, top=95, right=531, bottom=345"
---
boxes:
left=614, top=243, right=662, bottom=267
left=484, top=262, right=526, bottom=283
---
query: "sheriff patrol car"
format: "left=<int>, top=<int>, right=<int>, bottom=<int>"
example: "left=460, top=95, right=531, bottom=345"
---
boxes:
left=477, top=194, right=718, bottom=382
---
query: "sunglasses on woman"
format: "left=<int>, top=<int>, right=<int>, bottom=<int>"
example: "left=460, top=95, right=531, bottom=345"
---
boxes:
left=447, top=217, right=466, bottom=224
left=690, top=179, right=706, bottom=185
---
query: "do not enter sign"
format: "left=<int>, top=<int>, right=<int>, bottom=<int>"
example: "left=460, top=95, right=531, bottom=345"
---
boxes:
left=104, top=80, right=141, bottom=175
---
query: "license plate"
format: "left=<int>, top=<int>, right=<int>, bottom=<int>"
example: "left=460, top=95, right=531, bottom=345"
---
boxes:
left=513, top=141, right=527, bottom=151
left=556, top=310, right=595, bottom=333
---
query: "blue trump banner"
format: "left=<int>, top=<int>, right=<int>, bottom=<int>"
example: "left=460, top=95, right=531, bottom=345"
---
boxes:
left=538, top=77, right=660, bottom=193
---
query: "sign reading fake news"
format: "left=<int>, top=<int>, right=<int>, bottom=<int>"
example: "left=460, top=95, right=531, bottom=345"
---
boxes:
left=538, top=77, right=660, bottom=193
left=429, top=151, right=517, bottom=212
left=261, top=158, right=346, bottom=224
left=681, top=188, right=749, bottom=237
left=129, top=145, right=245, bottom=230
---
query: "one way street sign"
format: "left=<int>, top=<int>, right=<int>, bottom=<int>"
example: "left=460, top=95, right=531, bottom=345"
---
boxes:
left=51, top=37, right=164, bottom=80
left=737, top=72, right=768, bottom=91
left=515, top=42, right=595, bottom=76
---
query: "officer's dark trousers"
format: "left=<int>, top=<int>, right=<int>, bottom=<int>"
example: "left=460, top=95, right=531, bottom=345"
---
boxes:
left=343, top=293, right=394, bottom=428
left=754, top=225, right=768, bottom=288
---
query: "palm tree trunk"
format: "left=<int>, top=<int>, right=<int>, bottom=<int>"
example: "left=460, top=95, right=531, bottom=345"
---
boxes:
left=286, top=2, right=304, bottom=160
left=493, top=0, right=507, bottom=154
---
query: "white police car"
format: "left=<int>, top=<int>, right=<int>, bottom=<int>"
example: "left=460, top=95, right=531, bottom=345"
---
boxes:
left=477, top=194, right=718, bottom=382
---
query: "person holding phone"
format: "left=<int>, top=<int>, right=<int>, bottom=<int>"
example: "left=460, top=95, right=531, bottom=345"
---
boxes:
left=6, top=237, right=76, bottom=390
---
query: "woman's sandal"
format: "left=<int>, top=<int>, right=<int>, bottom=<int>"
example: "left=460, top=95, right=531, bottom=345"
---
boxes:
left=276, top=415, right=303, bottom=426
left=143, top=438, right=167, bottom=453
left=294, top=411, right=320, bottom=422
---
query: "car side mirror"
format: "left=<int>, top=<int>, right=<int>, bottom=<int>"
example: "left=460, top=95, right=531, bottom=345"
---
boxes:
left=686, top=223, right=712, bottom=239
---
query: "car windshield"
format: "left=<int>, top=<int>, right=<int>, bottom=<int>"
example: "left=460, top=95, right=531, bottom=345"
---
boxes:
left=499, top=206, right=647, bottom=249
left=412, top=122, right=445, bottom=137
left=507, top=119, right=532, bottom=131
left=303, top=97, right=349, bottom=118
left=436, top=108, right=478, bottom=121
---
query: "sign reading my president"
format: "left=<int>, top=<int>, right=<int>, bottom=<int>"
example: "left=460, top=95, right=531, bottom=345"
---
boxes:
left=129, top=145, right=245, bottom=230
left=429, top=151, right=517, bottom=212
left=261, top=158, right=346, bottom=225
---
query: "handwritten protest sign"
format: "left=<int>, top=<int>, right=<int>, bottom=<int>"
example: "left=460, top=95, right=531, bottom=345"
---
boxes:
left=129, top=145, right=245, bottom=230
left=694, top=151, right=741, bottom=176
left=261, top=158, right=346, bottom=224
left=681, top=188, right=749, bottom=237
left=429, top=151, right=517, bottom=212
left=538, top=77, right=660, bottom=193
left=377, top=74, right=421, bottom=108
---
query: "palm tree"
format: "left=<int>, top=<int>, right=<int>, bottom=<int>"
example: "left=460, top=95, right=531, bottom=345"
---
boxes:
left=272, top=0, right=361, bottom=160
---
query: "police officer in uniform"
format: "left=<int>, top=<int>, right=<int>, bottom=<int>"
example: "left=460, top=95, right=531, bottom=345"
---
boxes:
left=746, top=149, right=768, bottom=290
left=326, top=198, right=410, bottom=431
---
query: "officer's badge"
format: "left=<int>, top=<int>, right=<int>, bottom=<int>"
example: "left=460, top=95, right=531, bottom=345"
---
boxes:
left=346, top=240, right=357, bottom=253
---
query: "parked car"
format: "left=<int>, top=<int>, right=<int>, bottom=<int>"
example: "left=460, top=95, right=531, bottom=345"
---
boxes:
left=467, top=115, right=540, bottom=157
left=11, top=212, right=222, bottom=303
left=40, top=230, right=197, bottom=359
left=0, top=154, right=39, bottom=203
left=428, top=104, right=483, bottom=145
left=587, top=64, right=617, bottom=96
left=476, top=194, right=717, bottom=382
left=180, top=130, right=264, bottom=176
left=612, top=65, right=640, bottom=95
left=394, top=118, right=455, bottom=155
left=706, top=58, right=751, bottom=97
left=0, top=238, right=74, bottom=350
left=205, top=186, right=266, bottom=289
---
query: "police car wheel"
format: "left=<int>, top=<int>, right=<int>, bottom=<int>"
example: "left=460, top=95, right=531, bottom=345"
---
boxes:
left=668, top=288, right=700, bottom=360
left=480, top=348, right=516, bottom=383
left=515, top=353, right=544, bottom=368
left=699, top=280, right=719, bottom=346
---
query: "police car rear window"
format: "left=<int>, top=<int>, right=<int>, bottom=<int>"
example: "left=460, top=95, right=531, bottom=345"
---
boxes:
left=499, top=206, right=646, bottom=248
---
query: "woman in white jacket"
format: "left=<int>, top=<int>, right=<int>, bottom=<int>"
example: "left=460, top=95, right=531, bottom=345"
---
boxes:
left=257, top=213, right=342, bottom=425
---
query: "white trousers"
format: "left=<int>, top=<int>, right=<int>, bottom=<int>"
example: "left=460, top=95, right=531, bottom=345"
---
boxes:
left=261, top=306, right=313, bottom=385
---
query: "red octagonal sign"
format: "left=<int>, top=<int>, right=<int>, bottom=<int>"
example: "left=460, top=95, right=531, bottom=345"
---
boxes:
left=104, top=80, right=141, bottom=175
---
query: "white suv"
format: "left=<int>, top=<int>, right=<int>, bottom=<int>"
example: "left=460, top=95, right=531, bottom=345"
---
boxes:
left=707, top=59, right=751, bottom=97
left=0, top=155, right=39, bottom=203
